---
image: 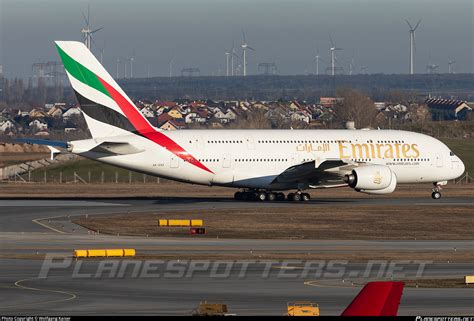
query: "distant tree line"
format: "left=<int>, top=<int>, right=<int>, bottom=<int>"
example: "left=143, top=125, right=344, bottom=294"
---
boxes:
left=119, top=73, right=474, bottom=102
left=1, top=73, right=473, bottom=108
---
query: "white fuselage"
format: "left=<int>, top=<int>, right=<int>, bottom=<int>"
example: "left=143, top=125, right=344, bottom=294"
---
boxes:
left=72, top=129, right=465, bottom=191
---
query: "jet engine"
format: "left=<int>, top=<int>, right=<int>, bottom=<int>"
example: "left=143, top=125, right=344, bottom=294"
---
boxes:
left=344, top=165, right=397, bottom=194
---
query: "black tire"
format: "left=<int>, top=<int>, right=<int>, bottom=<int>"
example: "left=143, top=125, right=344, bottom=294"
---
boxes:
left=257, top=192, right=266, bottom=201
left=234, top=192, right=242, bottom=200
left=276, top=193, right=285, bottom=201
left=292, top=193, right=301, bottom=202
left=267, top=193, right=276, bottom=201
left=287, top=193, right=295, bottom=201
left=432, top=191, right=441, bottom=199
left=302, top=193, right=311, bottom=202
left=241, top=192, right=249, bottom=201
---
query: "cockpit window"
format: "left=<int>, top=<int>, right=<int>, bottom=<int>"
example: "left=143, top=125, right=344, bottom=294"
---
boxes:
left=450, top=151, right=455, bottom=156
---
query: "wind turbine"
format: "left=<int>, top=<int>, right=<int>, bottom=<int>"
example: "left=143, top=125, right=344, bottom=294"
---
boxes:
left=241, top=31, right=255, bottom=76
left=406, top=19, right=421, bottom=75
left=129, top=57, right=135, bottom=78
left=98, top=40, right=106, bottom=64
left=168, top=57, right=174, bottom=77
left=313, top=48, right=321, bottom=75
left=81, top=5, right=103, bottom=50
left=230, top=41, right=240, bottom=76
left=116, top=58, right=121, bottom=78
left=329, top=33, right=343, bottom=76
left=448, top=58, right=456, bottom=74
left=348, top=50, right=356, bottom=76
left=123, top=57, right=128, bottom=78
left=127, top=51, right=135, bottom=78
left=225, top=50, right=230, bottom=76
left=426, top=54, right=439, bottom=74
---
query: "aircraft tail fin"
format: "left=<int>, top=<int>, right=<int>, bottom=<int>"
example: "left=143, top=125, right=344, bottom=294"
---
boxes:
left=341, top=281, right=404, bottom=316
left=54, top=41, right=155, bottom=139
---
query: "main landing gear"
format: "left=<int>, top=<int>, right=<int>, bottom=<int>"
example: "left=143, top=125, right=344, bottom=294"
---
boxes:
left=431, top=183, right=442, bottom=200
left=234, top=190, right=311, bottom=202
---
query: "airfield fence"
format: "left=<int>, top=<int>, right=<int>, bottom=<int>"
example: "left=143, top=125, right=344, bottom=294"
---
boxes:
left=4, top=169, right=180, bottom=184
left=2, top=169, right=473, bottom=185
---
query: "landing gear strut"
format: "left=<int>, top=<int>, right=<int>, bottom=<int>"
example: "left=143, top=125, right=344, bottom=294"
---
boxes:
left=431, top=183, right=442, bottom=200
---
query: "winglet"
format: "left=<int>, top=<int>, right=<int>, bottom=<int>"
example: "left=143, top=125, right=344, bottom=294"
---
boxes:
left=341, top=282, right=404, bottom=316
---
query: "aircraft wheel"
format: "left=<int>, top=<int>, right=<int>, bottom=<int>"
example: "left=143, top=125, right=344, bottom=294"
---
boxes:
left=234, top=192, right=242, bottom=200
left=257, top=192, right=267, bottom=201
left=301, top=193, right=311, bottom=202
left=287, top=193, right=295, bottom=201
left=276, top=193, right=286, bottom=201
left=292, top=193, right=301, bottom=202
left=432, top=191, right=441, bottom=199
left=267, top=193, right=276, bottom=201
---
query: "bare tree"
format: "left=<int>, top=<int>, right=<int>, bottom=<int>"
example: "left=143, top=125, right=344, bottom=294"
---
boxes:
left=333, top=87, right=377, bottom=128
left=230, top=109, right=272, bottom=129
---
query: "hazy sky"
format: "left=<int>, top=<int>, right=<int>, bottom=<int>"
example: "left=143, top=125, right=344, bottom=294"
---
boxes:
left=1, top=0, right=473, bottom=78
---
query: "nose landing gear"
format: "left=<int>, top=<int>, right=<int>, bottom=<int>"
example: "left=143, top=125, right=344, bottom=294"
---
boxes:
left=431, top=183, right=442, bottom=199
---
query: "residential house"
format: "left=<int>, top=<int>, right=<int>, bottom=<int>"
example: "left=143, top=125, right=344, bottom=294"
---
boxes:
left=156, top=113, right=174, bottom=127
left=140, top=107, right=154, bottom=118
left=185, top=112, right=206, bottom=124
left=62, top=107, right=82, bottom=119
left=29, top=109, right=47, bottom=119
left=290, top=111, right=311, bottom=123
left=213, top=108, right=236, bottom=123
left=29, top=119, right=48, bottom=131
left=0, top=118, right=16, bottom=133
left=47, top=105, right=64, bottom=118
left=167, top=107, right=183, bottom=119
left=160, top=118, right=186, bottom=130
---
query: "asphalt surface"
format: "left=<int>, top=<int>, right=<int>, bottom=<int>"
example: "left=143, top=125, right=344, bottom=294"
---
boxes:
left=0, top=197, right=473, bottom=315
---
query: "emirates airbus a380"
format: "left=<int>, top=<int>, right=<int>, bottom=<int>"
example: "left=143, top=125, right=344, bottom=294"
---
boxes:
left=24, top=41, right=465, bottom=201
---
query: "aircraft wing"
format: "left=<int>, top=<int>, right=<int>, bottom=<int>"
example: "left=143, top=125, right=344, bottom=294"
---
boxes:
left=341, top=281, right=405, bottom=316
left=271, top=159, right=356, bottom=187
left=8, top=137, right=142, bottom=156
left=9, top=137, right=69, bottom=149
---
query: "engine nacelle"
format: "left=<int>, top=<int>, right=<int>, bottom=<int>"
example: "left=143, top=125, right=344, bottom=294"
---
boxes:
left=344, top=165, right=397, bottom=194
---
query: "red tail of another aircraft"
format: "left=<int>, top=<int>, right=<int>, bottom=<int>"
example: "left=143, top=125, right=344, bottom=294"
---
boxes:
left=341, top=281, right=405, bottom=316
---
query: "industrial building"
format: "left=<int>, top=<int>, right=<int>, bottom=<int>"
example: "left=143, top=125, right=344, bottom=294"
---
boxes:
left=425, top=98, right=472, bottom=121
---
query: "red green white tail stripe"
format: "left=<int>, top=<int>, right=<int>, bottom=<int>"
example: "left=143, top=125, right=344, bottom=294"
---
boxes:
left=55, top=41, right=213, bottom=174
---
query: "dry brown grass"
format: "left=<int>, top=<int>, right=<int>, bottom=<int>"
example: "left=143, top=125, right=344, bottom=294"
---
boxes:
left=72, top=205, right=473, bottom=240
left=2, top=251, right=471, bottom=263
left=402, top=278, right=474, bottom=288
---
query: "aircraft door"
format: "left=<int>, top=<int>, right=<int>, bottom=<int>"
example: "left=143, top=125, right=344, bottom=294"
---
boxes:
left=435, top=153, right=443, bottom=167
left=222, top=154, right=232, bottom=168
left=245, top=136, right=255, bottom=149
left=291, top=153, right=300, bottom=165
left=193, top=136, right=204, bottom=149
left=170, top=155, right=179, bottom=168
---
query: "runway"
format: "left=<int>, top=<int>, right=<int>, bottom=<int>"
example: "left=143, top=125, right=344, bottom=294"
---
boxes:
left=0, top=197, right=473, bottom=315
